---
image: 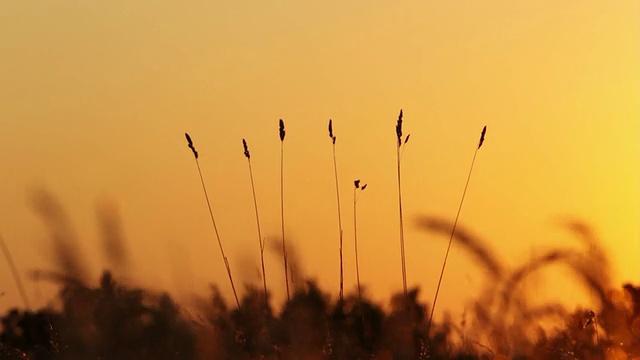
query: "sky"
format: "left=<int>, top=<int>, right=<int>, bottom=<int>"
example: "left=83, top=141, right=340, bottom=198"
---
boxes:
left=0, top=1, right=638, bottom=319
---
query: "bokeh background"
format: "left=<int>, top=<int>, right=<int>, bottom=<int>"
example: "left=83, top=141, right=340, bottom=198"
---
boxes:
left=0, top=1, right=638, bottom=322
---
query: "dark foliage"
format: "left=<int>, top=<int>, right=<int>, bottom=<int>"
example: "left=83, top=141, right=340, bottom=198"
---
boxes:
left=1, top=269, right=638, bottom=359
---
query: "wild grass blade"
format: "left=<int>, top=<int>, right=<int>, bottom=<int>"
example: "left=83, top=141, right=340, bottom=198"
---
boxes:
left=426, top=126, right=487, bottom=336
left=353, top=180, right=367, bottom=301
left=395, top=109, right=409, bottom=297
left=279, top=120, right=291, bottom=301
left=243, top=138, right=269, bottom=310
left=0, top=234, right=31, bottom=310
left=184, top=133, right=240, bottom=308
left=328, top=119, right=344, bottom=302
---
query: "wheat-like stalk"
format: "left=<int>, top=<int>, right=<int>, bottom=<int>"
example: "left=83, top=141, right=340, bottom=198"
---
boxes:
left=395, top=109, right=410, bottom=297
left=278, top=119, right=291, bottom=301
left=184, top=133, right=240, bottom=308
left=426, top=125, right=487, bottom=336
left=0, top=233, right=31, bottom=310
left=328, top=119, right=345, bottom=303
left=243, top=138, right=269, bottom=310
left=353, top=180, right=367, bottom=301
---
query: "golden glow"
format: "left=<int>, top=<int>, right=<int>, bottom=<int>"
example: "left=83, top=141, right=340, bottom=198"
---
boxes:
left=0, top=1, right=637, bottom=316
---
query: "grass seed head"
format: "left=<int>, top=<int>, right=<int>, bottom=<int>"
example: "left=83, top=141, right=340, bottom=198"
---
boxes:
left=361, top=184, right=367, bottom=190
left=242, top=139, right=250, bottom=159
left=185, top=132, right=198, bottom=159
left=354, top=179, right=360, bottom=189
left=395, top=109, right=403, bottom=146
left=328, top=119, right=336, bottom=144
left=478, top=126, right=487, bottom=149
left=279, top=119, right=286, bottom=141
left=583, top=310, right=596, bottom=328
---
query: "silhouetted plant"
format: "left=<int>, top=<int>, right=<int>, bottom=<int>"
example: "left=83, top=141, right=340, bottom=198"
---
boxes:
left=230, top=285, right=277, bottom=358
left=384, top=287, right=427, bottom=359
left=279, top=281, right=330, bottom=359
left=427, top=126, right=487, bottom=336
left=0, top=234, right=31, bottom=310
left=184, top=133, right=240, bottom=308
left=278, top=119, right=291, bottom=302
left=1, top=261, right=638, bottom=359
left=242, top=138, right=269, bottom=311
left=30, top=188, right=89, bottom=284
left=3, top=125, right=639, bottom=360
left=353, top=179, right=367, bottom=302
left=327, top=119, right=345, bottom=303
left=395, top=109, right=411, bottom=297
left=2, top=271, right=197, bottom=359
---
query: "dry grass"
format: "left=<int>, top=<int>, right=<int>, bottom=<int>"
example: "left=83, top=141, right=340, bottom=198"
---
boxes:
left=184, top=132, right=240, bottom=308
left=0, top=233, right=31, bottom=309
left=426, top=126, right=487, bottom=336
left=395, top=109, right=410, bottom=297
left=328, top=119, right=344, bottom=302
left=278, top=119, right=291, bottom=301
left=353, top=179, right=367, bottom=301
left=242, top=138, right=269, bottom=310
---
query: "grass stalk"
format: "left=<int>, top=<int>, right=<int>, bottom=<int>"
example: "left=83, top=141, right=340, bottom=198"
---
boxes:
left=328, top=120, right=345, bottom=302
left=279, top=119, right=291, bottom=301
left=426, top=126, right=486, bottom=336
left=583, top=310, right=599, bottom=344
left=353, top=180, right=367, bottom=301
left=0, top=234, right=31, bottom=310
left=243, top=139, right=269, bottom=310
left=185, top=133, right=240, bottom=308
left=395, top=109, right=410, bottom=297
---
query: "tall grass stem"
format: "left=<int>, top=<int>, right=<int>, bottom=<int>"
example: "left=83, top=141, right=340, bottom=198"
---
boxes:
left=279, top=120, right=290, bottom=301
left=396, top=145, right=407, bottom=296
left=353, top=181, right=366, bottom=301
left=0, top=234, right=31, bottom=310
left=329, top=120, right=344, bottom=303
left=243, top=139, right=269, bottom=310
left=426, top=126, right=486, bottom=336
left=395, top=110, right=409, bottom=297
left=185, top=133, right=240, bottom=308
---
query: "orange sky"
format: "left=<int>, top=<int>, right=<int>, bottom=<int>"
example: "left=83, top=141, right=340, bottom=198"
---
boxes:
left=0, top=1, right=638, bottom=319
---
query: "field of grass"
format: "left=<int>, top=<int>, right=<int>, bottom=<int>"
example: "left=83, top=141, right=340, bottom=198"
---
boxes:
left=0, top=119, right=637, bottom=360
left=0, top=247, right=638, bottom=359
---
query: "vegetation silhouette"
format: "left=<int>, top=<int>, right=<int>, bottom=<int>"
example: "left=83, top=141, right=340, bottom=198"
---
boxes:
left=1, top=115, right=636, bottom=359
left=1, top=205, right=638, bottom=359
left=184, top=133, right=240, bottom=308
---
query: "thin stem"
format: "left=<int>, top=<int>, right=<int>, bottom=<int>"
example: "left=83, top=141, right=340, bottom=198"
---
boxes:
left=353, top=188, right=362, bottom=302
left=594, top=315, right=599, bottom=344
left=0, top=234, right=31, bottom=310
left=332, top=143, right=344, bottom=303
left=195, top=159, right=240, bottom=308
left=426, top=148, right=479, bottom=336
left=247, top=159, right=268, bottom=310
left=397, top=145, right=408, bottom=297
left=280, top=142, right=290, bottom=301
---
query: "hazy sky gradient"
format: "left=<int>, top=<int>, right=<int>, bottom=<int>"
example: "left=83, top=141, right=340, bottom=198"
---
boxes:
left=0, top=1, right=638, bottom=317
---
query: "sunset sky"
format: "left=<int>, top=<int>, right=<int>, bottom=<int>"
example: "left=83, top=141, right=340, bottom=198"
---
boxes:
left=0, top=1, right=638, bottom=319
